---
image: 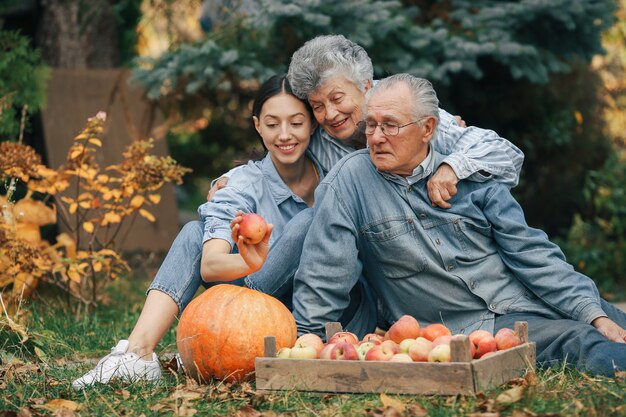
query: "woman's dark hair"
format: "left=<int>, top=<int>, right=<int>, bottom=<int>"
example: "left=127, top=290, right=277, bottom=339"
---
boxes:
left=251, top=74, right=314, bottom=149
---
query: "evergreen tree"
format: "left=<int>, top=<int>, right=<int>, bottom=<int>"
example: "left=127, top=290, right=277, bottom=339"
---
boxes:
left=130, top=0, right=617, bottom=234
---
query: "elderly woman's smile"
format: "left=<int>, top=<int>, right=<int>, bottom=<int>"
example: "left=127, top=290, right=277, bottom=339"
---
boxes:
left=307, top=76, right=370, bottom=141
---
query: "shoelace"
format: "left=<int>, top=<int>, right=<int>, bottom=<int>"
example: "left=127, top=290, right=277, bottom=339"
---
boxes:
left=88, top=351, right=126, bottom=377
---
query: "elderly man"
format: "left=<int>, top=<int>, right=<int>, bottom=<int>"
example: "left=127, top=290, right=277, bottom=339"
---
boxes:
left=292, top=73, right=626, bottom=376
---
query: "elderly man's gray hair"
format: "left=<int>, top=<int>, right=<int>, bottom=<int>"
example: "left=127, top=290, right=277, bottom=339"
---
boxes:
left=287, top=35, right=374, bottom=99
left=368, top=74, right=440, bottom=125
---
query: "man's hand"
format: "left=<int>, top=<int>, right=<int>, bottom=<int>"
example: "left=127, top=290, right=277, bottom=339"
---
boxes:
left=592, top=316, right=626, bottom=343
left=427, top=163, right=458, bottom=209
left=230, top=211, right=274, bottom=272
left=207, top=177, right=229, bottom=201
left=454, top=115, right=467, bottom=128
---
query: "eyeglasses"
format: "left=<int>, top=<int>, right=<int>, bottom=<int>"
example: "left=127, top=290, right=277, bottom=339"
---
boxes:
left=357, top=119, right=423, bottom=136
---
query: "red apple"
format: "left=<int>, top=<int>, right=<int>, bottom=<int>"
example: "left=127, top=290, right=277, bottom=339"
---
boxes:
left=328, top=331, right=359, bottom=345
left=319, top=343, right=336, bottom=360
left=428, top=344, right=451, bottom=362
left=390, top=353, right=413, bottom=362
left=329, top=342, right=359, bottom=360
left=495, top=328, right=522, bottom=350
left=238, top=213, right=268, bottom=245
left=364, top=344, right=395, bottom=361
left=480, top=351, right=497, bottom=359
left=386, top=315, right=421, bottom=343
left=468, top=329, right=493, bottom=346
left=379, top=340, right=401, bottom=354
left=421, top=323, right=452, bottom=342
left=469, top=331, right=497, bottom=358
left=361, top=333, right=384, bottom=345
left=432, top=335, right=452, bottom=347
left=408, top=337, right=433, bottom=362
left=294, top=333, right=324, bottom=357
left=356, top=341, right=376, bottom=360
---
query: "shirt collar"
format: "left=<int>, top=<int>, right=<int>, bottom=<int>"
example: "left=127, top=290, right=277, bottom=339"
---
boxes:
left=378, top=145, right=435, bottom=186
left=260, top=153, right=317, bottom=206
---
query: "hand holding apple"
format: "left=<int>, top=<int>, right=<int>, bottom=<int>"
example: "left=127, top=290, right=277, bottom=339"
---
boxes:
left=235, top=212, right=268, bottom=245
left=231, top=211, right=273, bottom=272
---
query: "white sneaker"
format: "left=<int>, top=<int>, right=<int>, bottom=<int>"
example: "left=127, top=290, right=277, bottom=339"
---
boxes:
left=72, top=340, right=162, bottom=389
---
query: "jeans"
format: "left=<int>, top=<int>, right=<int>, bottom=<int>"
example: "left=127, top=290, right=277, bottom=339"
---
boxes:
left=147, top=221, right=244, bottom=313
left=495, top=298, right=626, bottom=376
left=244, top=209, right=315, bottom=309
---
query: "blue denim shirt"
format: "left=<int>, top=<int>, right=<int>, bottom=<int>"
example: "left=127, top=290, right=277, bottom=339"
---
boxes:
left=198, top=153, right=322, bottom=249
left=293, top=149, right=605, bottom=336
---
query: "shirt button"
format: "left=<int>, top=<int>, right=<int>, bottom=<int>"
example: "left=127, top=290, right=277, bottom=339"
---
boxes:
left=420, top=214, right=427, bottom=219
left=408, top=219, right=413, bottom=224
left=435, top=238, right=441, bottom=245
left=447, top=265, right=455, bottom=271
left=489, top=303, right=496, bottom=310
left=470, top=281, right=476, bottom=289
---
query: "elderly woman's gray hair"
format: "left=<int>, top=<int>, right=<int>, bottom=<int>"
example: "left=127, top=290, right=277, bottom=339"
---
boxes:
left=368, top=74, right=440, bottom=125
left=287, top=34, right=374, bottom=99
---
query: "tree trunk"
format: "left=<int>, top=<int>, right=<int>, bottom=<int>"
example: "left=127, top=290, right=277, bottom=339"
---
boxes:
left=37, top=0, right=119, bottom=68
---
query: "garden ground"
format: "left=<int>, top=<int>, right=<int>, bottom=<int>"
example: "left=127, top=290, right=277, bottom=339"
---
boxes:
left=1, top=267, right=626, bottom=417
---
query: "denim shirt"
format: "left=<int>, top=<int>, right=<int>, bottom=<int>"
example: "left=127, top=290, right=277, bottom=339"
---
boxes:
left=216, top=107, right=524, bottom=188
left=293, top=149, right=605, bottom=337
left=198, top=153, right=322, bottom=249
left=307, top=107, right=524, bottom=187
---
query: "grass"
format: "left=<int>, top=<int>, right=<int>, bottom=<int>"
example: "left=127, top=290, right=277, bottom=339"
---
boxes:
left=1, top=275, right=626, bottom=416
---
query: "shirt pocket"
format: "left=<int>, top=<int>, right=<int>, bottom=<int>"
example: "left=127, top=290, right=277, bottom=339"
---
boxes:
left=453, top=218, right=495, bottom=257
left=360, top=217, right=427, bottom=279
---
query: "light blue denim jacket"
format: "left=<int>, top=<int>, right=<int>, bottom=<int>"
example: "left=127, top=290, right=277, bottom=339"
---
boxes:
left=198, top=153, right=322, bottom=249
left=293, top=149, right=605, bottom=336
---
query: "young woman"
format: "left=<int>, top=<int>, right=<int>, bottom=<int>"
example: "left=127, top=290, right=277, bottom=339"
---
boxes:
left=72, top=75, right=326, bottom=388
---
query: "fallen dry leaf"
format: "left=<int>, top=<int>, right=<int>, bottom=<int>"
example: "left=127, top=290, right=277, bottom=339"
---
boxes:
left=524, top=370, right=538, bottom=386
left=380, top=407, right=402, bottom=417
left=467, top=413, right=500, bottom=417
left=511, top=411, right=535, bottom=417
left=496, top=385, right=525, bottom=406
left=41, top=399, right=80, bottom=412
left=235, top=405, right=261, bottom=417
left=406, top=403, right=429, bottom=417
left=380, top=393, right=405, bottom=413
left=17, top=408, right=32, bottom=417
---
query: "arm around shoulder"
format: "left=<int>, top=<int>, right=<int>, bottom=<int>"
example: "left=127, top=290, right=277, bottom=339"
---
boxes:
left=433, top=108, right=524, bottom=188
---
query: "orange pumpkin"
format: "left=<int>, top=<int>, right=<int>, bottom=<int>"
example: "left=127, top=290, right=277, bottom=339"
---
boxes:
left=177, top=284, right=296, bottom=382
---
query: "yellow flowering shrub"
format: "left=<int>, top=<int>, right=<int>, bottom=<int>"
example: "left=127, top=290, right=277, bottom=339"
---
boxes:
left=0, top=112, right=191, bottom=309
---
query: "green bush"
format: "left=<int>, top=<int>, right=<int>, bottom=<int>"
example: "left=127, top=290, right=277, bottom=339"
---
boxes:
left=0, top=30, right=49, bottom=140
left=558, top=153, right=626, bottom=297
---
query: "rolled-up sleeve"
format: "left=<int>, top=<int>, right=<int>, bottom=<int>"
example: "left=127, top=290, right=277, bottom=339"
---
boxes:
left=197, top=186, right=255, bottom=248
left=433, top=108, right=524, bottom=188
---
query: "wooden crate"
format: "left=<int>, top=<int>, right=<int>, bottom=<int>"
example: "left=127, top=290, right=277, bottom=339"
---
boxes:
left=255, top=321, right=536, bottom=395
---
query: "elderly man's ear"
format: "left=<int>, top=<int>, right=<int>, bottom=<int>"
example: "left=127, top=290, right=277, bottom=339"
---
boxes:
left=421, top=116, right=437, bottom=143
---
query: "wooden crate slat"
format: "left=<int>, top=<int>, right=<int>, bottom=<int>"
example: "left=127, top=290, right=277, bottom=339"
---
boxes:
left=255, top=358, right=474, bottom=395
left=471, top=342, right=536, bottom=392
